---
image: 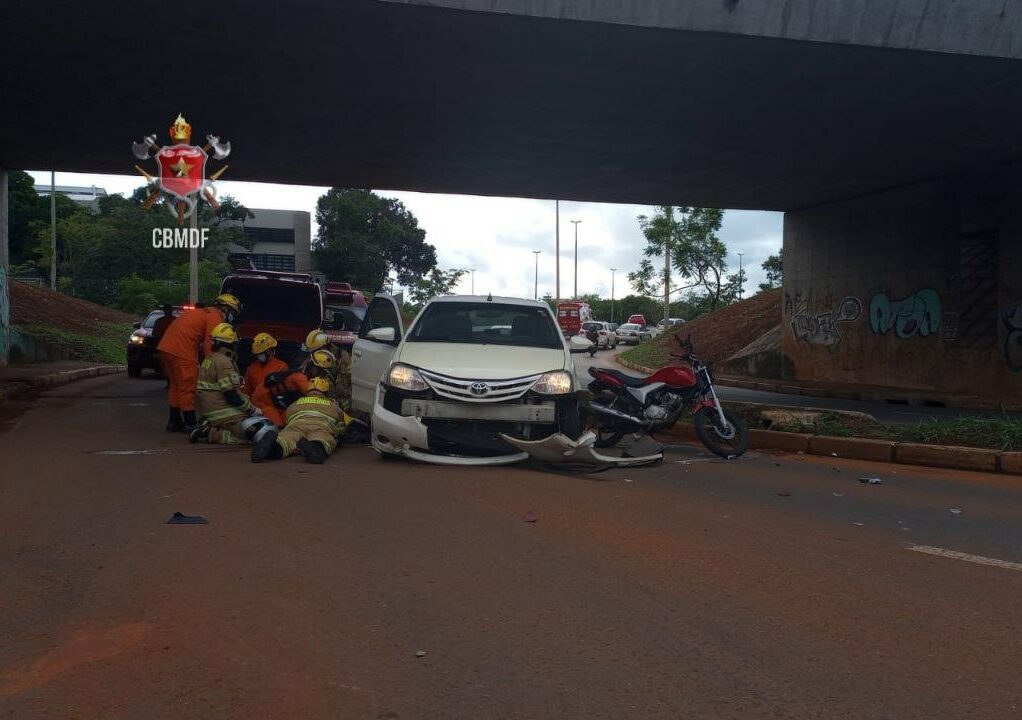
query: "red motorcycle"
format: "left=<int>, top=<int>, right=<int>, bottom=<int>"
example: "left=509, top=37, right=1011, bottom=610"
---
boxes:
left=583, top=335, right=748, bottom=458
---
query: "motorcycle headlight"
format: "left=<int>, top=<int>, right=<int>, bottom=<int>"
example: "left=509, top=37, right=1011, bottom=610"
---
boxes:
left=386, top=363, right=428, bottom=392
left=533, top=370, right=573, bottom=395
left=129, top=334, right=145, bottom=345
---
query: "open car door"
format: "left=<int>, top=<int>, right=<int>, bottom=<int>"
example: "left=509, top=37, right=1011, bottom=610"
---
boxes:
left=350, top=295, right=405, bottom=414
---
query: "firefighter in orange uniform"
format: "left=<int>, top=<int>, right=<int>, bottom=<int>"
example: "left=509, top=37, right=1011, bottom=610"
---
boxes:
left=243, top=332, right=297, bottom=427
left=157, top=293, right=242, bottom=432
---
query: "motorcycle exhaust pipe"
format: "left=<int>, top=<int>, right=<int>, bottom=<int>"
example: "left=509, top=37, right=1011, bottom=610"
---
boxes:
left=587, top=402, right=651, bottom=429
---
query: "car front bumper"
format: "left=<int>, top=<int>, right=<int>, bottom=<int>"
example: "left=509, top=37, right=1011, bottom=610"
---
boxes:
left=371, top=402, right=530, bottom=465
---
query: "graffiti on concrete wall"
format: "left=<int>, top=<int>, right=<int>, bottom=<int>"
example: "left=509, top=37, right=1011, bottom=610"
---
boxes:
left=869, top=289, right=941, bottom=338
left=0, top=267, right=9, bottom=365
left=1003, top=303, right=1022, bottom=372
left=789, top=294, right=862, bottom=348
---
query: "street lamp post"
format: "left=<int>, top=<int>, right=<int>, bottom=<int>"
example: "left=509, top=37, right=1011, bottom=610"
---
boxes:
left=555, top=200, right=560, bottom=306
left=532, top=250, right=540, bottom=299
left=570, top=219, right=581, bottom=299
left=737, top=251, right=745, bottom=299
left=610, top=268, right=617, bottom=324
left=469, top=268, right=475, bottom=295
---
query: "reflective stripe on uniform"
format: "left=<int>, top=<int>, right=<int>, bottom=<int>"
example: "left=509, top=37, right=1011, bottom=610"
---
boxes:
left=204, top=406, right=247, bottom=423
left=287, top=409, right=338, bottom=429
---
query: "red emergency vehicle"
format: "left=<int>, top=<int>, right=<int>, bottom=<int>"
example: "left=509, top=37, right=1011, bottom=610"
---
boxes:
left=556, top=301, right=594, bottom=339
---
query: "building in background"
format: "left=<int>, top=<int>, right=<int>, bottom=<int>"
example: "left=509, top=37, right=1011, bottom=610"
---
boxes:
left=228, top=208, right=311, bottom=273
left=34, top=184, right=108, bottom=211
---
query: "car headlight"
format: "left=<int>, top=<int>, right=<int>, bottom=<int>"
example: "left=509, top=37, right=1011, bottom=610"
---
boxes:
left=386, top=363, right=429, bottom=392
left=129, top=335, right=145, bottom=345
left=533, top=370, right=573, bottom=395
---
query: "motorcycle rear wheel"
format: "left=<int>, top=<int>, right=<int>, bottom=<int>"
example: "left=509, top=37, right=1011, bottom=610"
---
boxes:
left=693, top=407, right=748, bottom=459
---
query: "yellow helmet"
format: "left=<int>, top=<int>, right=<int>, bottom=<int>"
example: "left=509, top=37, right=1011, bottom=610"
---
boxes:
left=304, top=329, right=329, bottom=352
left=310, top=349, right=336, bottom=370
left=308, top=376, right=333, bottom=394
left=215, top=293, right=242, bottom=313
left=251, top=332, right=277, bottom=355
left=210, top=322, right=238, bottom=344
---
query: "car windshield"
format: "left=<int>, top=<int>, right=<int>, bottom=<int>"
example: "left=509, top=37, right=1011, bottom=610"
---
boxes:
left=409, top=302, right=562, bottom=349
left=142, top=311, right=163, bottom=329
left=324, top=305, right=365, bottom=332
left=582, top=322, right=600, bottom=331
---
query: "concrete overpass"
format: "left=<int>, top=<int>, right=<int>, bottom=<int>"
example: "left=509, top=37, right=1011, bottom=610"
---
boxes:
left=2, top=0, right=1022, bottom=403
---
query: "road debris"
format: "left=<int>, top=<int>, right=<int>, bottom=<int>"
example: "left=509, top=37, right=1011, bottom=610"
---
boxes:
left=623, top=478, right=633, bottom=483
left=777, top=492, right=791, bottom=497
left=859, top=477, right=883, bottom=484
left=167, top=512, right=208, bottom=525
left=522, top=511, right=538, bottom=523
left=501, top=431, right=663, bottom=467
left=949, top=508, right=963, bottom=515
left=832, top=492, right=844, bottom=497
left=414, top=650, right=427, bottom=658
left=854, top=522, right=865, bottom=526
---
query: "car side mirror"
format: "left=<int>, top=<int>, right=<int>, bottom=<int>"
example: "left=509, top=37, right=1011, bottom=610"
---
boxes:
left=568, top=336, right=594, bottom=354
left=132, top=321, right=141, bottom=329
left=367, top=326, right=396, bottom=343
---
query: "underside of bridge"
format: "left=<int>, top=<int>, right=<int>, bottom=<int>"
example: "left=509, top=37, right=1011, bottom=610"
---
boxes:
left=2, top=0, right=1022, bottom=210
left=3, top=0, right=1022, bottom=400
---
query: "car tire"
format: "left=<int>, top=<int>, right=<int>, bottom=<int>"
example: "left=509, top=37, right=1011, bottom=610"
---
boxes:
left=127, top=362, right=142, bottom=378
left=556, top=396, right=584, bottom=440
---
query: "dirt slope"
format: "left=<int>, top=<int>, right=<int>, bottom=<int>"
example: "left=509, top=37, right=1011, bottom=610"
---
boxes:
left=9, top=281, right=134, bottom=331
left=621, top=288, right=782, bottom=368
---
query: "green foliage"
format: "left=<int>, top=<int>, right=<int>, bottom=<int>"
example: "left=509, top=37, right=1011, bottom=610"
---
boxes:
left=19, top=322, right=134, bottom=364
left=312, top=188, right=437, bottom=292
left=629, top=206, right=732, bottom=314
left=7, top=172, right=83, bottom=267
left=759, top=249, right=783, bottom=292
left=406, top=267, right=468, bottom=309
left=17, top=185, right=247, bottom=309
left=892, top=416, right=1022, bottom=452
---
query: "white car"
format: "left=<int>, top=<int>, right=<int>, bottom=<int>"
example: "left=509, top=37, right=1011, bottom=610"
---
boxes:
left=350, top=295, right=593, bottom=465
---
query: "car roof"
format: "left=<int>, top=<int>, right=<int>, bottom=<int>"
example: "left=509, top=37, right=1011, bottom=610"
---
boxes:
left=427, top=295, right=549, bottom=308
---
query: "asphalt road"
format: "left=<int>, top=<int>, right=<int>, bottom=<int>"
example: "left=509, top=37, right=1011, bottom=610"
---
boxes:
left=2, top=374, right=1021, bottom=718
left=574, top=345, right=1017, bottom=423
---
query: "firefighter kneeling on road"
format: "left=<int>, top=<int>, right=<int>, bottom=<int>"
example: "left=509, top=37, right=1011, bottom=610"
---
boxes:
left=190, top=323, right=274, bottom=445
left=251, top=376, right=349, bottom=464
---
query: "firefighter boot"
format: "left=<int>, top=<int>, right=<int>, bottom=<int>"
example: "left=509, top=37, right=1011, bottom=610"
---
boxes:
left=189, top=420, right=211, bottom=444
left=182, top=410, right=198, bottom=433
left=251, top=429, right=282, bottom=463
left=166, top=407, right=184, bottom=432
left=297, top=438, right=328, bottom=465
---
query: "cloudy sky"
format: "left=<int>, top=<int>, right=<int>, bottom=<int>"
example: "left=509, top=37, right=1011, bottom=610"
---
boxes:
left=28, top=171, right=782, bottom=299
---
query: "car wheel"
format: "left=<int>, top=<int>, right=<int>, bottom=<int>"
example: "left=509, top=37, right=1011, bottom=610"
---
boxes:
left=127, top=362, right=142, bottom=378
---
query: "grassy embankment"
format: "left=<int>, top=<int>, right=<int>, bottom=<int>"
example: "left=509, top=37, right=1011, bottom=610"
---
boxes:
left=18, top=322, right=134, bottom=365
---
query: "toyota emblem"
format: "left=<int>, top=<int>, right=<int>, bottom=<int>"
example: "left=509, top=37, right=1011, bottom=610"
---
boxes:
left=469, top=382, right=489, bottom=396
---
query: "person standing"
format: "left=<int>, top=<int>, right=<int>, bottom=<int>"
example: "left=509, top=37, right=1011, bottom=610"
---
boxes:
left=157, top=293, right=242, bottom=432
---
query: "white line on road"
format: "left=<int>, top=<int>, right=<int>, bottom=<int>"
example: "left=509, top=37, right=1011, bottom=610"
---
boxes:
left=907, top=545, right=1022, bottom=573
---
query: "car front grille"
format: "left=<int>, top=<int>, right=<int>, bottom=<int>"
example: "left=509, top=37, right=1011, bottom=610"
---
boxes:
left=419, top=369, right=543, bottom=403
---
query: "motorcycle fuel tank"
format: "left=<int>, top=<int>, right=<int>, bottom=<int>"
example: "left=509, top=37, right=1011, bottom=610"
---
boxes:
left=645, top=365, right=697, bottom=389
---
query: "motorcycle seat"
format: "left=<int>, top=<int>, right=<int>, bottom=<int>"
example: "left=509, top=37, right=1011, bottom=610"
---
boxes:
left=598, top=368, right=648, bottom=388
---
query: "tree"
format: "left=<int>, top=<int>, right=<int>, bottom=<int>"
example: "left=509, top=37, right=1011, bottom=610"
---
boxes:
left=312, top=188, right=437, bottom=292
left=406, top=267, right=468, bottom=308
left=628, top=206, right=732, bottom=312
left=759, top=249, right=783, bottom=292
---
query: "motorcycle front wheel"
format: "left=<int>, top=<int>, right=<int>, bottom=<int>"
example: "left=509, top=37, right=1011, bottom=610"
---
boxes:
left=693, top=407, right=748, bottom=459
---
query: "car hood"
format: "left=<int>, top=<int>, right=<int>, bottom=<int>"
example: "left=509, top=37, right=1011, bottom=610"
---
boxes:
left=397, top=342, right=567, bottom=379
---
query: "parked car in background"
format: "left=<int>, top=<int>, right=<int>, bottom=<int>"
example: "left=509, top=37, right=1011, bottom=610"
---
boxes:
left=127, top=305, right=186, bottom=377
left=627, top=314, right=648, bottom=327
left=657, top=317, right=686, bottom=331
left=350, top=295, right=592, bottom=464
left=220, top=269, right=323, bottom=369
left=322, top=281, right=368, bottom=350
left=593, top=321, right=618, bottom=349
left=557, top=301, right=593, bottom=339
left=616, top=322, right=651, bottom=345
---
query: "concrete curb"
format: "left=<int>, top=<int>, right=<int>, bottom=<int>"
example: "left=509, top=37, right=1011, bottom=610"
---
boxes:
left=659, top=423, right=1018, bottom=476
left=0, top=365, right=125, bottom=403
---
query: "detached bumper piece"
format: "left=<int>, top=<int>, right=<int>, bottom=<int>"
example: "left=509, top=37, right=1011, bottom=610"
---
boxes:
left=500, top=431, right=664, bottom=468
